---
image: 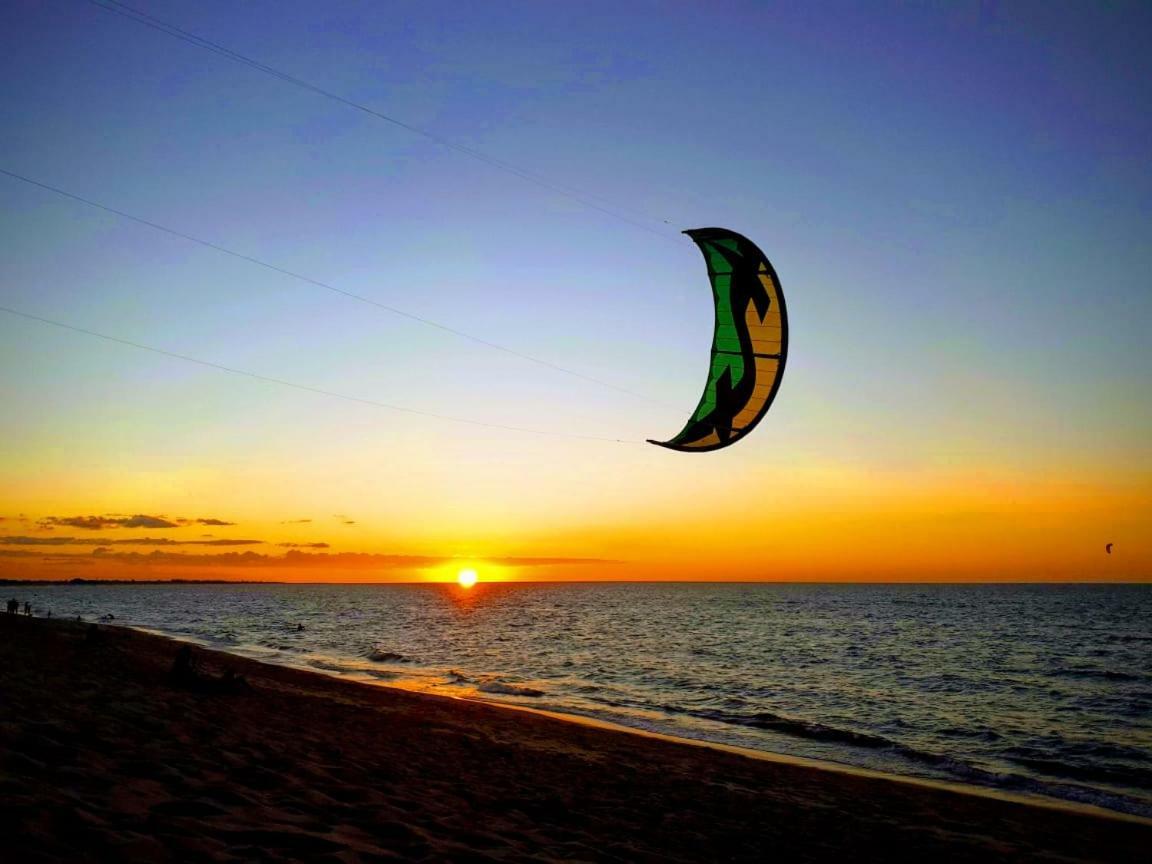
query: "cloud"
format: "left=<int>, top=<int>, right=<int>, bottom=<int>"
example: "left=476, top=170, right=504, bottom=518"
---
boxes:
left=109, top=515, right=183, bottom=529
left=0, top=548, right=611, bottom=568
left=32, top=514, right=236, bottom=531
left=276, top=542, right=331, bottom=549
left=38, top=514, right=180, bottom=530
left=266, top=551, right=610, bottom=569
left=0, top=536, right=263, bottom=547
left=333, top=515, right=357, bottom=525
left=280, top=519, right=312, bottom=524
left=96, top=550, right=273, bottom=565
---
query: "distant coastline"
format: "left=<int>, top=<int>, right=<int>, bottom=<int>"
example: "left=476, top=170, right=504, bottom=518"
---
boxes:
left=0, top=578, right=284, bottom=585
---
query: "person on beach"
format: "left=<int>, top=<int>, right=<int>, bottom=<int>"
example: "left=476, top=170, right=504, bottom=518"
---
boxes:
left=23, top=601, right=32, bottom=616
left=6, top=598, right=16, bottom=614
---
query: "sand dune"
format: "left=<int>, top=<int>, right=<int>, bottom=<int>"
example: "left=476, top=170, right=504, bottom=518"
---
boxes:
left=1, top=614, right=1148, bottom=862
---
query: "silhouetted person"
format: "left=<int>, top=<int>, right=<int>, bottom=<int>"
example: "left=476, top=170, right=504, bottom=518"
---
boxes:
left=6, top=598, right=16, bottom=614
left=23, top=601, right=31, bottom=616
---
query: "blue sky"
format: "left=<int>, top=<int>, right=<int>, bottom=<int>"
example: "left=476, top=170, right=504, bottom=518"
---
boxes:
left=1, top=1, right=1149, bottom=579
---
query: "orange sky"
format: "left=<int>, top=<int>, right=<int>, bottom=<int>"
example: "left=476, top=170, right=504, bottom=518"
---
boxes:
left=3, top=3, right=1150, bottom=584
left=3, top=459, right=1148, bottom=583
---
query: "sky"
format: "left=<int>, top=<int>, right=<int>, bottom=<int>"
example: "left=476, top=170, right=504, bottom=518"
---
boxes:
left=1, top=0, right=1149, bottom=582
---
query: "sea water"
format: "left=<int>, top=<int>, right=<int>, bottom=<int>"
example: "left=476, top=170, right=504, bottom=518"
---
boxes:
left=15, top=582, right=1151, bottom=817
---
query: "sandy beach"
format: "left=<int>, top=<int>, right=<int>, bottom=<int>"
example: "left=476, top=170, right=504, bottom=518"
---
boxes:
left=1, top=614, right=1148, bottom=863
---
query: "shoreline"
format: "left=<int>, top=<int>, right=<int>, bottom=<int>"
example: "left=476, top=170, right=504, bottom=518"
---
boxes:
left=129, top=621, right=1152, bottom=825
left=490, top=699, right=1152, bottom=827
left=2, top=613, right=1149, bottom=862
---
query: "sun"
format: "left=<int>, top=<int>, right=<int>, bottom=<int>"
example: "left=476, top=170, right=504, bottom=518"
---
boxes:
left=456, top=568, right=479, bottom=588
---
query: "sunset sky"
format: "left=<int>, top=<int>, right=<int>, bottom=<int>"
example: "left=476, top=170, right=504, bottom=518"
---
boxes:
left=2, top=1, right=1149, bottom=582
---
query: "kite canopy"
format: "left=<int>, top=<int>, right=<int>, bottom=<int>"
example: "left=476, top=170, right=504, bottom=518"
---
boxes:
left=649, top=228, right=788, bottom=452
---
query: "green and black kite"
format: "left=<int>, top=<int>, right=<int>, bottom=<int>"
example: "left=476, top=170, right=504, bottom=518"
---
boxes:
left=649, top=228, right=788, bottom=452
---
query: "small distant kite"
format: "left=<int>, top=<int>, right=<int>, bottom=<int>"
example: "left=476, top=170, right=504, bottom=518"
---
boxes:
left=1106, top=543, right=1113, bottom=555
left=649, top=228, right=788, bottom=452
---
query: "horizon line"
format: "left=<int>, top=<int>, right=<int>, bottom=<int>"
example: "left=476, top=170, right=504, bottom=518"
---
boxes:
left=3, top=578, right=1147, bottom=586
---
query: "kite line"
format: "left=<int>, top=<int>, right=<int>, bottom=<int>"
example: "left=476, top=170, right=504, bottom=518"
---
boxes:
left=82, top=0, right=680, bottom=242
left=0, top=304, right=640, bottom=445
left=2, top=5, right=700, bottom=436
left=0, top=167, right=670, bottom=408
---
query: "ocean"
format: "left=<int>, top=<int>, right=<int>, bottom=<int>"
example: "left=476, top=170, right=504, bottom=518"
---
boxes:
left=13, top=582, right=1151, bottom=817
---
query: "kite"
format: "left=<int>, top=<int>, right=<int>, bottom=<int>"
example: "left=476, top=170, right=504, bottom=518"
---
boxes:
left=1106, top=543, right=1113, bottom=555
left=649, top=228, right=789, bottom=452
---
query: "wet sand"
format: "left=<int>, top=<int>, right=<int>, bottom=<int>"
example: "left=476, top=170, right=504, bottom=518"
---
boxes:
left=1, top=614, right=1148, bottom=862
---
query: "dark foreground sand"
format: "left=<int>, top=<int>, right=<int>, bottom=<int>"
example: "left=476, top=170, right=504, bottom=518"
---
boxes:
left=1, top=615, right=1148, bottom=863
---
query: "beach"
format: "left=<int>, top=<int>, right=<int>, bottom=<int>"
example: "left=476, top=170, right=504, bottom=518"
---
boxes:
left=1, top=614, right=1148, bottom=862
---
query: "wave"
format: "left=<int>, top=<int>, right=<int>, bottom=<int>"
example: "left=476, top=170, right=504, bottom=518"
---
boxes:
left=359, top=669, right=400, bottom=680
left=477, top=680, right=544, bottom=698
left=306, top=658, right=350, bottom=673
left=1006, top=755, right=1152, bottom=791
left=296, top=657, right=400, bottom=683
left=365, top=647, right=413, bottom=663
left=676, top=706, right=940, bottom=758
left=1052, top=667, right=1145, bottom=683
left=937, top=726, right=1002, bottom=742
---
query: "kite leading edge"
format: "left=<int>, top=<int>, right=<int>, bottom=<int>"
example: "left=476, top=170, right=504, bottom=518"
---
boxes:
left=648, top=228, right=788, bottom=453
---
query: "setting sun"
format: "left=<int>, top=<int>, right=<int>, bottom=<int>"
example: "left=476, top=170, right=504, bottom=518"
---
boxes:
left=456, top=568, right=478, bottom=588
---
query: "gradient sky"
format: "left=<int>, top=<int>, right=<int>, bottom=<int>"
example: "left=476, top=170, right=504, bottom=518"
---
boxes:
left=2, top=0, right=1149, bottom=582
